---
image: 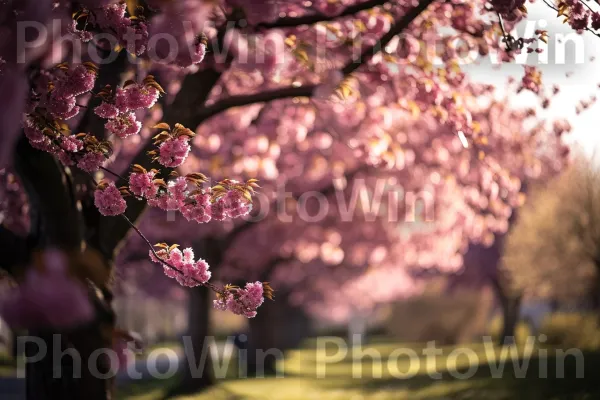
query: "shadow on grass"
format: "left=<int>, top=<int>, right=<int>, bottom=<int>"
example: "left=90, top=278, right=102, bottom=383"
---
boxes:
left=349, top=351, right=600, bottom=400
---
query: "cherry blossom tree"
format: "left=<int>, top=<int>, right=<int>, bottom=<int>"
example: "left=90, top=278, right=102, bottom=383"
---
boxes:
left=0, top=0, right=586, bottom=398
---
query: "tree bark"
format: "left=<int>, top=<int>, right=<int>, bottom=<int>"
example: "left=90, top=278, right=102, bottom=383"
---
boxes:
left=14, top=138, right=116, bottom=400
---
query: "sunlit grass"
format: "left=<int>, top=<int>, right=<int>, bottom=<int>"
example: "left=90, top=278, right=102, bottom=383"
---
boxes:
left=117, top=338, right=600, bottom=400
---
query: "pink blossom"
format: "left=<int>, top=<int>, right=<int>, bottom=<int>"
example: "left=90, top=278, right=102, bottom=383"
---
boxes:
left=93, top=3, right=128, bottom=30
left=223, top=190, right=252, bottom=218
left=209, top=198, right=227, bottom=221
left=313, top=0, right=345, bottom=17
left=519, top=66, right=542, bottom=94
left=68, top=20, right=94, bottom=42
left=47, top=94, right=77, bottom=119
left=77, top=151, right=105, bottom=173
left=54, top=65, right=97, bottom=98
left=60, top=136, right=84, bottom=152
left=147, top=177, right=187, bottom=210
left=148, top=246, right=211, bottom=287
left=129, top=171, right=158, bottom=198
left=213, top=282, right=265, bottom=318
left=116, top=84, right=160, bottom=112
left=95, top=102, right=120, bottom=119
left=105, top=112, right=142, bottom=138
left=121, top=22, right=149, bottom=56
left=57, top=151, right=75, bottom=166
left=181, top=193, right=212, bottom=223
left=94, top=182, right=127, bottom=216
left=24, top=125, right=45, bottom=143
left=158, top=137, right=191, bottom=167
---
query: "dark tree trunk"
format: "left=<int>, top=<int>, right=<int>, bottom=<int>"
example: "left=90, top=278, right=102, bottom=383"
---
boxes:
left=489, top=272, right=522, bottom=346
left=498, top=294, right=522, bottom=345
left=166, top=286, right=214, bottom=397
left=169, top=238, right=223, bottom=396
left=14, top=139, right=116, bottom=400
left=246, top=294, right=311, bottom=377
left=25, top=325, right=114, bottom=400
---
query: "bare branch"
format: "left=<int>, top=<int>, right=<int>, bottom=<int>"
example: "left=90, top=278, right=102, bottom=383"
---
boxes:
left=255, top=0, right=389, bottom=29
left=193, top=0, right=437, bottom=125
left=100, top=68, right=223, bottom=256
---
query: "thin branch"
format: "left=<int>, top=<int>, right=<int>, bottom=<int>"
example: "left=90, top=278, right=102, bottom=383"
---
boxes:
left=100, top=68, right=224, bottom=256
left=119, top=212, right=223, bottom=294
left=88, top=173, right=223, bottom=294
left=541, top=0, right=600, bottom=38
left=342, top=0, right=435, bottom=76
left=255, top=0, right=389, bottom=29
left=194, top=0, right=437, bottom=125
left=99, top=166, right=126, bottom=181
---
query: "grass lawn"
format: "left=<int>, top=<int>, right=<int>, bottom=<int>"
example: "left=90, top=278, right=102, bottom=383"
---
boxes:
left=117, top=339, right=600, bottom=400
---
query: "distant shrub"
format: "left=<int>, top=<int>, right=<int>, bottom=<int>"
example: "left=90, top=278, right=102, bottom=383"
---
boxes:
left=539, top=313, right=600, bottom=350
left=386, top=288, right=494, bottom=345
left=487, top=315, right=532, bottom=345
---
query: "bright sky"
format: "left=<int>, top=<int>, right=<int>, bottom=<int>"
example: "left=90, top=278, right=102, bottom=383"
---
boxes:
left=463, top=1, right=600, bottom=157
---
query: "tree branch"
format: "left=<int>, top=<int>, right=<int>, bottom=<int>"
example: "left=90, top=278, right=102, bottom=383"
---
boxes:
left=255, top=0, right=389, bottom=29
left=99, top=0, right=436, bottom=257
left=193, top=0, right=437, bottom=125
left=100, top=68, right=223, bottom=257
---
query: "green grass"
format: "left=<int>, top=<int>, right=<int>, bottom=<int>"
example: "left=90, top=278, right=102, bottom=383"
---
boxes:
left=117, top=339, right=600, bottom=400
left=0, top=347, right=16, bottom=377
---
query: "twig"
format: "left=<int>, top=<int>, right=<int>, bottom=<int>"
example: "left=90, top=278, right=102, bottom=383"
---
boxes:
left=255, top=0, right=390, bottom=29
left=87, top=174, right=223, bottom=295
left=194, top=0, right=437, bottom=124
left=100, top=166, right=126, bottom=181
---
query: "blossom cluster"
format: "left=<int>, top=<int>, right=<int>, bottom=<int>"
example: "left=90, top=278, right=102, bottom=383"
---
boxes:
left=213, top=282, right=273, bottom=318
left=94, top=180, right=128, bottom=216
left=23, top=114, right=112, bottom=173
left=127, top=164, right=255, bottom=222
left=149, top=244, right=211, bottom=287
left=23, top=63, right=97, bottom=151
left=94, top=76, right=163, bottom=139
left=71, top=2, right=208, bottom=67
left=490, top=0, right=527, bottom=19
left=519, top=65, right=542, bottom=94
left=551, top=0, right=600, bottom=33
left=147, top=244, right=272, bottom=317
left=72, top=3, right=149, bottom=55
left=22, top=68, right=164, bottom=174
left=19, top=62, right=126, bottom=171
